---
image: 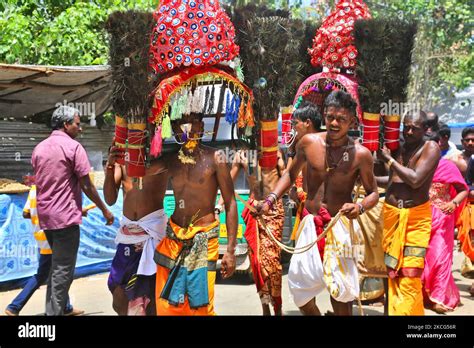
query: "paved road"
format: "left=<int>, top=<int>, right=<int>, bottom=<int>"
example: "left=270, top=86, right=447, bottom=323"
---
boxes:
left=0, top=250, right=472, bottom=316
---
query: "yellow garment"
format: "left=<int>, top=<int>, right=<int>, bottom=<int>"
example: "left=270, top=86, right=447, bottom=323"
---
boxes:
left=383, top=201, right=431, bottom=316
left=382, top=201, right=431, bottom=271
left=388, top=277, right=424, bottom=315
left=290, top=202, right=304, bottom=241
left=155, top=219, right=219, bottom=316
left=23, top=185, right=52, bottom=255
left=457, top=202, right=474, bottom=261
left=356, top=197, right=386, bottom=276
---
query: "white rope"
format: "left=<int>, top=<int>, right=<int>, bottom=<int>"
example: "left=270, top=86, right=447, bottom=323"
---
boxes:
left=235, top=192, right=342, bottom=255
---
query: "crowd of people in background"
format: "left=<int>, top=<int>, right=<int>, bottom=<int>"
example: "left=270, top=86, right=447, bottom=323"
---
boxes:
left=5, top=97, right=474, bottom=317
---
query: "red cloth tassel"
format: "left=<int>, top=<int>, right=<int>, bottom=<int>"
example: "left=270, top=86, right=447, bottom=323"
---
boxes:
left=302, top=206, right=332, bottom=261
left=259, top=120, right=278, bottom=169
left=150, top=126, right=163, bottom=157
left=242, top=205, right=265, bottom=291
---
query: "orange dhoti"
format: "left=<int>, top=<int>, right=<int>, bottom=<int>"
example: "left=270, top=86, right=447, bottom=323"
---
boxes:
left=457, top=202, right=474, bottom=261
left=154, top=219, right=219, bottom=315
left=382, top=201, right=431, bottom=315
left=242, top=199, right=284, bottom=311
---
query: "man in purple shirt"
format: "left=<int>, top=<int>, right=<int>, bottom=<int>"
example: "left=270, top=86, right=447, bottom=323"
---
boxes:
left=32, top=106, right=114, bottom=315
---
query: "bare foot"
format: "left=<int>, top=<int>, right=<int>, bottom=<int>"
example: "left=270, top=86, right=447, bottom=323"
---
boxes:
left=432, top=304, right=449, bottom=314
left=469, top=283, right=474, bottom=297
left=369, top=300, right=384, bottom=307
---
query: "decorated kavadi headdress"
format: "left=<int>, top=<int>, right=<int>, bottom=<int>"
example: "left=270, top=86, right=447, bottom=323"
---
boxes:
left=293, top=0, right=371, bottom=122
left=148, top=0, right=255, bottom=157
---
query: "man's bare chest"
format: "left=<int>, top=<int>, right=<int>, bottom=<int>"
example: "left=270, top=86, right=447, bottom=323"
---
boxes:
left=170, top=164, right=215, bottom=189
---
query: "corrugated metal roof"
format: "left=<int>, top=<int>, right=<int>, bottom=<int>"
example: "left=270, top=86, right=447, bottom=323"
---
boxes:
left=0, top=64, right=112, bottom=119
left=0, top=121, right=114, bottom=181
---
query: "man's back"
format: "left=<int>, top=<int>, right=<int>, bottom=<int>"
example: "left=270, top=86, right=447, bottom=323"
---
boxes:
left=119, top=166, right=167, bottom=221
left=32, top=130, right=90, bottom=230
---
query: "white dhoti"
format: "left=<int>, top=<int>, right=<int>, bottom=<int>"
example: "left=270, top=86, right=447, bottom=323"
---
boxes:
left=116, top=209, right=168, bottom=276
left=288, top=214, right=361, bottom=307
left=288, top=215, right=325, bottom=308
left=323, top=217, right=361, bottom=303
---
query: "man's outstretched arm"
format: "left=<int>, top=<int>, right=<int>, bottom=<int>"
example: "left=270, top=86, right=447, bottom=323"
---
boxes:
left=215, top=151, right=237, bottom=279
left=340, top=147, right=379, bottom=219
left=378, top=142, right=440, bottom=189
left=79, top=175, right=114, bottom=225
left=257, top=135, right=309, bottom=216
left=103, top=146, right=123, bottom=206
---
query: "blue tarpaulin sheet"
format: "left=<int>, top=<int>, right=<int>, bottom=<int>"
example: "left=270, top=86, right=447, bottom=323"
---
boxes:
left=0, top=190, right=123, bottom=290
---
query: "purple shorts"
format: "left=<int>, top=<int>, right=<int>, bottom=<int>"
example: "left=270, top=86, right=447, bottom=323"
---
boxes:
left=107, top=243, right=155, bottom=302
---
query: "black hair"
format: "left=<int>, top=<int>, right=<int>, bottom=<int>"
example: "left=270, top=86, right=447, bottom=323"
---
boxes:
left=462, top=127, right=474, bottom=139
left=324, top=90, right=357, bottom=117
left=425, top=111, right=439, bottom=131
left=293, top=100, right=321, bottom=130
left=438, top=122, right=451, bottom=139
left=426, top=131, right=440, bottom=142
left=404, top=110, right=428, bottom=128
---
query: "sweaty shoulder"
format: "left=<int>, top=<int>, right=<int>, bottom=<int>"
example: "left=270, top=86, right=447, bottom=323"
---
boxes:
left=354, top=141, right=372, bottom=157
left=423, top=140, right=441, bottom=153
left=208, top=146, right=223, bottom=163
left=300, top=133, right=324, bottom=147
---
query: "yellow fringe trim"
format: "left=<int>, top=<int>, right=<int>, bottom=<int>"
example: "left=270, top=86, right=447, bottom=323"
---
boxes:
left=363, top=112, right=380, bottom=121
left=127, top=123, right=146, bottom=130
left=384, top=114, right=401, bottom=122
left=115, top=115, right=128, bottom=127
left=259, top=145, right=279, bottom=152
left=260, top=120, right=278, bottom=130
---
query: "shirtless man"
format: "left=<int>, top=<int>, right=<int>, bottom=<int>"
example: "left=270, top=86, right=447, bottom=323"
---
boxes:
left=376, top=110, right=440, bottom=315
left=456, top=127, right=474, bottom=177
left=148, top=113, right=237, bottom=315
left=455, top=127, right=474, bottom=296
left=285, top=102, right=327, bottom=279
left=217, top=144, right=286, bottom=316
left=258, top=91, right=379, bottom=316
left=425, top=111, right=439, bottom=139
left=286, top=101, right=323, bottom=205
left=104, top=144, right=168, bottom=315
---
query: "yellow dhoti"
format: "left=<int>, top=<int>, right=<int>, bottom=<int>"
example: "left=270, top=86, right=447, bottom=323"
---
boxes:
left=356, top=196, right=387, bottom=302
left=457, top=202, right=474, bottom=261
left=382, top=201, right=431, bottom=316
left=154, top=219, right=219, bottom=316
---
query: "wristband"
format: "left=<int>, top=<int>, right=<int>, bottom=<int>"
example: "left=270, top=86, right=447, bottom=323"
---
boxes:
left=268, top=192, right=278, bottom=202
left=387, top=158, right=395, bottom=169
left=264, top=198, right=274, bottom=210
left=356, top=202, right=365, bottom=215
left=214, top=205, right=223, bottom=214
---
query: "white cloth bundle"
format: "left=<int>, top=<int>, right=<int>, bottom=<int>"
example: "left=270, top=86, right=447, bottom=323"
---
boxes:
left=288, top=215, right=325, bottom=307
left=323, top=217, right=360, bottom=303
left=116, top=209, right=168, bottom=276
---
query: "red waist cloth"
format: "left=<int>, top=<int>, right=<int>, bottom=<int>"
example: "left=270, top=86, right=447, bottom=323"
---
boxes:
left=302, top=207, right=331, bottom=260
left=242, top=203, right=265, bottom=291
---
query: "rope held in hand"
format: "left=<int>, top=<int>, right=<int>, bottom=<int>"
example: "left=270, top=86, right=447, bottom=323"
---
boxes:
left=234, top=192, right=342, bottom=255
left=234, top=188, right=365, bottom=315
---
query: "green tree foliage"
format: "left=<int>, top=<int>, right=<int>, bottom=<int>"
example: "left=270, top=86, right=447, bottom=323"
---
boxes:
left=1, top=0, right=471, bottom=105
left=0, top=0, right=157, bottom=65
left=366, top=0, right=473, bottom=104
